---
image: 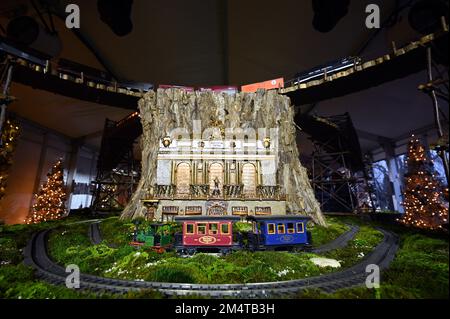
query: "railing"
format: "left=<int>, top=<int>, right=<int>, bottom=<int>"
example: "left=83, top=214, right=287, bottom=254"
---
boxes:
left=257, top=185, right=282, bottom=199
left=142, top=184, right=286, bottom=201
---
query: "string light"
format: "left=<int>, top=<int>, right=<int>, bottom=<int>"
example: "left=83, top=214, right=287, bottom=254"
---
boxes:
left=0, top=119, right=20, bottom=200
left=25, top=159, right=67, bottom=224
left=399, top=137, right=448, bottom=231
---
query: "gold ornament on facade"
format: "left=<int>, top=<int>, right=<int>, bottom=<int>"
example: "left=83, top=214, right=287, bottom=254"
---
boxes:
left=162, top=136, right=172, bottom=148
left=209, top=119, right=226, bottom=138
left=263, top=137, right=271, bottom=149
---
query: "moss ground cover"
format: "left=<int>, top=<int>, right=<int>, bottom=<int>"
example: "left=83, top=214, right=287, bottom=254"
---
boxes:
left=46, top=216, right=380, bottom=285
left=295, top=222, right=449, bottom=299
left=0, top=217, right=106, bottom=299
left=308, top=217, right=350, bottom=247
left=2, top=215, right=447, bottom=299
left=323, top=225, right=384, bottom=268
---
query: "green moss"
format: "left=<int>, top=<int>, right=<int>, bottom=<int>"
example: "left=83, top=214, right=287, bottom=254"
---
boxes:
left=48, top=223, right=91, bottom=265
left=382, top=234, right=448, bottom=299
left=308, top=217, right=350, bottom=247
left=99, top=217, right=135, bottom=247
left=295, top=222, right=449, bottom=299
left=324, top=225, right=384, bottom=268
left=0, top=260, right=104, bottom=299
left=123, top=289, right=165, bottom=299
left=4, top=215, right=446, bottom=299
left=151, top=265, right=197, bottom=283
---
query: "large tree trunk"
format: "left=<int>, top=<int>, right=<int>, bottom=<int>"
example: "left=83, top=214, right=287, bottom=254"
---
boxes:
left=121, top=88, right=326, bottom=226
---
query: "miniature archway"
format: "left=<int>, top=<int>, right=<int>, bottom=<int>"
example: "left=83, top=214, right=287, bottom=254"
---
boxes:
left=242, top=163, right=257, bottom=197
left=209, top=162, right=224, bottom=196
left=176, top=162, right=191, bottom=196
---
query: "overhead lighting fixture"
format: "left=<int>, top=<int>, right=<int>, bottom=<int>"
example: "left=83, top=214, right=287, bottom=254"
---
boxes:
left=312, top=0, right=351, bottom=33
left=97, top=0, right=134, bottom=37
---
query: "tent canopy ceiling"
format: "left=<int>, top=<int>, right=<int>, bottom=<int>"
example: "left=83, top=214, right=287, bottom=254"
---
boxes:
left=1, top=0, right=447, bottom=155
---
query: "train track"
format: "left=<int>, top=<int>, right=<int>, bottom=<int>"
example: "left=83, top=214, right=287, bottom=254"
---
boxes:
left=23, top=223, right=398, bottom=298
left=89, top=222, right=103, bottom=245
left=310, top=224, right=359, bottom=253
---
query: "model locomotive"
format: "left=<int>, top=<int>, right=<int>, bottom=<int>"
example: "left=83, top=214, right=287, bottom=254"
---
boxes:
left=292, top=56, right=362, bottom=85
left=130, top=215, right=312, bottom=254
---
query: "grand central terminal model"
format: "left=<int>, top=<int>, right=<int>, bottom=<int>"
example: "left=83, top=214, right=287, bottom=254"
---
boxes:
left=121, top=88, right=325, bottom=225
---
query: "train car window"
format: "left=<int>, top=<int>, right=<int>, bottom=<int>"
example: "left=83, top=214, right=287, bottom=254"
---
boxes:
left=186, top=223, right=195, bottom=235
left=296, top=222, right=304, bottom=233
left=287, top=223, right=295, bottom=234
left=267, top=223, right=276, bottom=234
left=209, top=223, right=219, bottom=235
left=221, top=223, right=230, bottom=235
left=197, top=223, right=207, bottom=235
left=277, top=224, right=286, bottom=234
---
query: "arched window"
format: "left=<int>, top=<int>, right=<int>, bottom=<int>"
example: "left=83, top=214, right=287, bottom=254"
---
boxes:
left=209, top=162, right=224, bottom=196
left=242, top=163, right=257, bottom=197
left=176, top=162, right=191, bottom=196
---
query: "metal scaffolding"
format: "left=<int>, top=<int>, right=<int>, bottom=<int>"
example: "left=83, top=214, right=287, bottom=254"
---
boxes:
left=91, top=116, right=142, bottom=212
left=301, top=113, right=377, bottom=213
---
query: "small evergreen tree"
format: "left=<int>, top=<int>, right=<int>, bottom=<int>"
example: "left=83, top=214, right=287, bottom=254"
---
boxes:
left=400, top=137, right=448, bottom=230
left=26, top=159, right=67, bottom=224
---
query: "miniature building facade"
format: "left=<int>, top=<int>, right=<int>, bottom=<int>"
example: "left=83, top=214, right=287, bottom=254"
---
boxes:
left=121, top=89, right=325, bottom=226
left=143, top=132, right=286, bottom=220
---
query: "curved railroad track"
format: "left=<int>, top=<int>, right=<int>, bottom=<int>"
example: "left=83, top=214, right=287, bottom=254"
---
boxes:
left=89, top=222, right=103, bottom=245
left=310, top=224, right=359, bottom=253
left=23, top=222, right=398, bottom=298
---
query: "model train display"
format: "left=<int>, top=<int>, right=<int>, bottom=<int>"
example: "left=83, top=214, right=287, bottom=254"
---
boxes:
left=290, top=56, right=362, bottom=86
left=130, top=215, right=312, bottom=254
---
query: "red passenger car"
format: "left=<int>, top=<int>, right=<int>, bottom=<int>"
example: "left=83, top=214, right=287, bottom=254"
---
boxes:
left=174, top=216, right=241, bottom=254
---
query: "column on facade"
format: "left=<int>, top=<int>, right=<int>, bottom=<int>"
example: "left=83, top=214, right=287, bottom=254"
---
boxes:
left=256, top=161, right=262, bottom=186
left=191, top=161, right=196, bottom=185
left=171, top=161, right=176, bottom=185
left=236, top=162, right=241, bottom=185
left=224, top=161, right=228, bottom=185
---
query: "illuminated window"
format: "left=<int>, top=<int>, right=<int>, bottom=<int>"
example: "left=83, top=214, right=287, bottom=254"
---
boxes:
left=221, top=223, right=230, bottom=235
left=296, top=222, right=304, bottom=233
left=197, top=223, right=207, bottom=235
left=209, top=223, right=219, bottom=235
left=277, top=224, right=285, bottom=234
left=232, top=206, right=248, bottom=215
left=287, top=223, right=295, bottom=234
left=186, top=223, right=194, bottom=234
left=255, top=207, right=271, bottom=215
left=267, top=223, right=276, bottom=234
left=185, top=206, right=202, bottom=215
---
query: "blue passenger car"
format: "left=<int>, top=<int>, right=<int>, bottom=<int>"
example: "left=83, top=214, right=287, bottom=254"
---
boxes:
left=246, top=216, right=312, bottom=251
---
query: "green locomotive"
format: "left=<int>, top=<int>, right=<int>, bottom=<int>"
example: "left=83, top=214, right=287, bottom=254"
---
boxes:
left=130, top=222, right=176, bottom=253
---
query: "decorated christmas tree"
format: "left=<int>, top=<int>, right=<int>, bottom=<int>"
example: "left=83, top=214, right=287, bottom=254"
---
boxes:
left=0, top=118, right=20, bottom=200
left=26, top=159, right=67, bottom=224
left=400, top=137, right=448, bottom=230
